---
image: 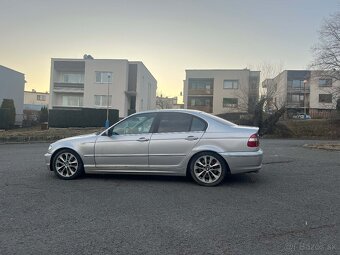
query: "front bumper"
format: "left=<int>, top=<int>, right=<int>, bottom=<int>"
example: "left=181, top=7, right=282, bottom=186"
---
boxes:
left=220, top=149, right=263, bottom=174
left=44, top=153, right=52, bottom=171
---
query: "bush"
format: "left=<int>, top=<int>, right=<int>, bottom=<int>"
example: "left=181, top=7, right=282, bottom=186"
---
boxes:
left=0, top=108, right=10, bottom=129
left=0, top=99, right=16, bottom=128
left=40, top=106, right=48, bottom=123
left=49, top=108, right=119, bottom=128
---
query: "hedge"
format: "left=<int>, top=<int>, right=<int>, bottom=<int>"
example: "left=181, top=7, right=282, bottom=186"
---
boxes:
left=0, top=108, right=10, bottom=129
left=49, top=108, right=119, bottom=128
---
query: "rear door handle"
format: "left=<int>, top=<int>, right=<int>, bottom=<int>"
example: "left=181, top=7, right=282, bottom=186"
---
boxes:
left=185, top=136, right=198, bottom=141
left=137, top=137, right=149, bottom=142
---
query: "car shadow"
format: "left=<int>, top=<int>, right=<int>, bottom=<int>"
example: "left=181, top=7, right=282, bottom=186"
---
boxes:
left=79, top=172, right=261, bottom=186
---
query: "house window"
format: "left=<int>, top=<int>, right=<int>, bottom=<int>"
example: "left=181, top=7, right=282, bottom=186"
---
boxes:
left=223, top=98, right=238, bottom=108
left=190, top=98, right=211, bottom=106
left=223, top=80, right=239, bottom=89
left=94, top=95, right=112, bottom=107
left=319, top=79, right=332, bottom=87
left=319, top=94, right=332, bottom=103
left=95, top=72, right=112, bottom=83
left=37, top=95, right=46, bottom=101
left=62, top=73, right=84, bottom=83
left=61, top=95, right=83, bottom=107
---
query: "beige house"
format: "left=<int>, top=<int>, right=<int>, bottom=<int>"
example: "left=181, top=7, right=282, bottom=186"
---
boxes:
left=24, top=90, right=49, bottom=110
left=183, top=69, right=260, bottom=115
left=262, top=70, right=340, bottom=118
left=50, top=58, right=157, bottom=117
left=156, top=96, right=184, bottom=109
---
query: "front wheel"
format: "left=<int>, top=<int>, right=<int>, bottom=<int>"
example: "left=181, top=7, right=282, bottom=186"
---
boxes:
left=190, top=152, right=227, bottom=186
left=52, top=149, right=84, bottom=180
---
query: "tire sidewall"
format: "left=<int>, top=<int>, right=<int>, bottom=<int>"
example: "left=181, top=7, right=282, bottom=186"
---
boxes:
left=190, top=152, right=226, bottom=186
left=52, top=149, right=84, bottom=180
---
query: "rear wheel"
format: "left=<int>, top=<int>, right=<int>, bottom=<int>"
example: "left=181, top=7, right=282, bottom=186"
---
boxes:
left=190, top=152, right=226, bottom=186
left=52, top=149, right=84, bottom=180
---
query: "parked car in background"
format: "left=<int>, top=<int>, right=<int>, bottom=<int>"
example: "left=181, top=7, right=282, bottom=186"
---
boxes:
left=45, top=110, right=263, bottom=186
left=293, top=113, right=311, bottom=119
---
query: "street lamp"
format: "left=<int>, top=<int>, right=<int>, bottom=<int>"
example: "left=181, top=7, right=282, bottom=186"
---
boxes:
left=105, top=73, right=111, bottom=128
left=303, top=79, right=307, bottom=119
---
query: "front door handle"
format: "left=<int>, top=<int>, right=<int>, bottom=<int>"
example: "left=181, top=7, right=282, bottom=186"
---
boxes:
left=137, top=137, right=149, bottom=142
left=185, top=136, right=198, bottom=141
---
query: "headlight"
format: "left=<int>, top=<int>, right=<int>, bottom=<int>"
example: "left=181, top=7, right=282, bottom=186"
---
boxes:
left=48, top=144, right=53, bottom=153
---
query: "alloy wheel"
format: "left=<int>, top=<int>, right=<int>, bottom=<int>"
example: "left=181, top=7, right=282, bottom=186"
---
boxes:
left=193, top=155, right=222, bottom=184
left=55, top=152, right=79, bottom=178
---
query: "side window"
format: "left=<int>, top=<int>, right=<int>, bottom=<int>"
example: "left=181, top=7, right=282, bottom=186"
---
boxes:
left=111, top=113, right=156, bottom=135
left=191, top=117, right=207, bottom=131
left=157, top=113, right=192, bottom=133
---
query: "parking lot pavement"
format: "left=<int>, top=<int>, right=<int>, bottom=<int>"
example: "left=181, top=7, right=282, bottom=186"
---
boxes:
left=0, top=139, right=338, bottom=255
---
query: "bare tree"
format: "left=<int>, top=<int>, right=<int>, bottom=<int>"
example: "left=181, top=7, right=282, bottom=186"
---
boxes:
left=311, top=11, right=340, bottom=100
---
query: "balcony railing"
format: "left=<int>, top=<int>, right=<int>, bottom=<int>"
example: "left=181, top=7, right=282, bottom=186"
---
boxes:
left=287, top=87, right=310, bottom=93
left=53, top=83, right=84, bottom=93
left=286, top=102, right=310, bottom=108
left=188, top=89, right=213, bottom=95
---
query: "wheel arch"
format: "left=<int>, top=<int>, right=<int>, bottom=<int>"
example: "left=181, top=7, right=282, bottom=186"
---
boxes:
left=49, top=147, right=83, bottom=171
left=186, top=150, right=231, bottom=176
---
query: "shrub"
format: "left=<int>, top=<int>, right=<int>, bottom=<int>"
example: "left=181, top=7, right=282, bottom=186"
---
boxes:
left=0, top=108, right=10, bottom=129
left=49, top=108, right=119, bottom=128
left=40, top=106, right=49, bottom=123
left=0, top=99, right=16, bottom=128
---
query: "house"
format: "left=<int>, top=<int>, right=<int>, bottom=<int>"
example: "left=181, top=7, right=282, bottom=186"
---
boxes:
left=49, top=58, right=157, bottom=117
left=183, top=69, right=260, bottom=115
left=0, top=65, right=25, bottom=125
left=262, top=70, right=340, bottom=118
left=156, top=96, right=184, bottom=109
left=24, top=89, right=49, bottom=111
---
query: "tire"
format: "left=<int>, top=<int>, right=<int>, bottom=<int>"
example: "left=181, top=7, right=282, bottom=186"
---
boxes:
left=52, top=149, right=84, bottom=180
left=190, top=152, right=226, bottom=186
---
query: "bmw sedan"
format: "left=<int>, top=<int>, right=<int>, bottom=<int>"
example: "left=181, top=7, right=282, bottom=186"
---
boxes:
left=45, top=110, right=263, bottom=186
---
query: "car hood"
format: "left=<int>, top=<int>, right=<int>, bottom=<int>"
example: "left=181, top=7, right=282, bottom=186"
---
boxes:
left=54, top=133, right=98, bottom=144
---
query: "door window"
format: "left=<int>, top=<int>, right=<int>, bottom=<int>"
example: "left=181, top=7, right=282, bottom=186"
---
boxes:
left=157, top=113, right=192, bottom=133
left=111, top=113, right=156, bottom=135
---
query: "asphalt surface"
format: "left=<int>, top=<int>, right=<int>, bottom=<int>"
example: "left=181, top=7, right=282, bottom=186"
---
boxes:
left=0, top=139, right=338, bottom=255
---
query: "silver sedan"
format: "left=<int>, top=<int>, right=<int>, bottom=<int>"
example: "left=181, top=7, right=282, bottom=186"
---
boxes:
left=45, top=110, right=263, bottom=186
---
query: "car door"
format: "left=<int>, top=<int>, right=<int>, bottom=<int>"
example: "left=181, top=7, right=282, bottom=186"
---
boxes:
left=94, top=113, right=156, bottom=170
left=148, top=112, right=207, bottom=170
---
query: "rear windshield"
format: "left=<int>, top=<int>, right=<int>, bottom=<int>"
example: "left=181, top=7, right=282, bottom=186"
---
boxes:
left=200, top=112, right=237, bottom=127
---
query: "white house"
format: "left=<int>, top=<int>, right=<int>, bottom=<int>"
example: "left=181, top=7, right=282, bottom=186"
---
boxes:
left=49, top=58, right=157, bottom=117
left=0, top=65, right=25, bottom=125
left=24, top=90, right=49, bottom=111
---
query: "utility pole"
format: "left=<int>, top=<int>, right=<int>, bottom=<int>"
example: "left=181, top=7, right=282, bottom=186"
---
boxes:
left=105, top=73, right=111, bottom=128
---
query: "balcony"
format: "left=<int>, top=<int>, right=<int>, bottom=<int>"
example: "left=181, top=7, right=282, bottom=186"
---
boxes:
left=188, top=89, right=213, bottom=96
left=286, top=102, right=310, bottom=108
left=287, top=86, right=310, bottom=93
left=53, top=83, right=84, bottom=93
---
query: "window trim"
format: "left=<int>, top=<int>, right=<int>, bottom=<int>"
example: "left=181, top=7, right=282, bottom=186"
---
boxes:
left=223, top=98, right=238, bottom=108
left=223, top=80, right=239, bottom=89
left=95, top=71, right=112, bottom=84
left=318, top=94, right=332, bottom=103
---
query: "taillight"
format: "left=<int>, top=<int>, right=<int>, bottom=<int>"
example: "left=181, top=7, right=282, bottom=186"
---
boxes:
left=247, top=133, right=259, bottom=147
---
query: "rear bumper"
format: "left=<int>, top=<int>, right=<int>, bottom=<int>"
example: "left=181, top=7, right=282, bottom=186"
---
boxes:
left=220, top=149, right=263, bottom=174
left=44, top=153, right=52, bottom=171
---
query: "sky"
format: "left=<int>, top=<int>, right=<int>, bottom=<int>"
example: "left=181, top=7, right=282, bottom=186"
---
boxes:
left=0, top=0, right=339, bottom=101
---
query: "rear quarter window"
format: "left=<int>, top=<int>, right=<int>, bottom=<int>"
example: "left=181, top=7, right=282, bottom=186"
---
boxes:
left=191, top=117, right=207, bottom=131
